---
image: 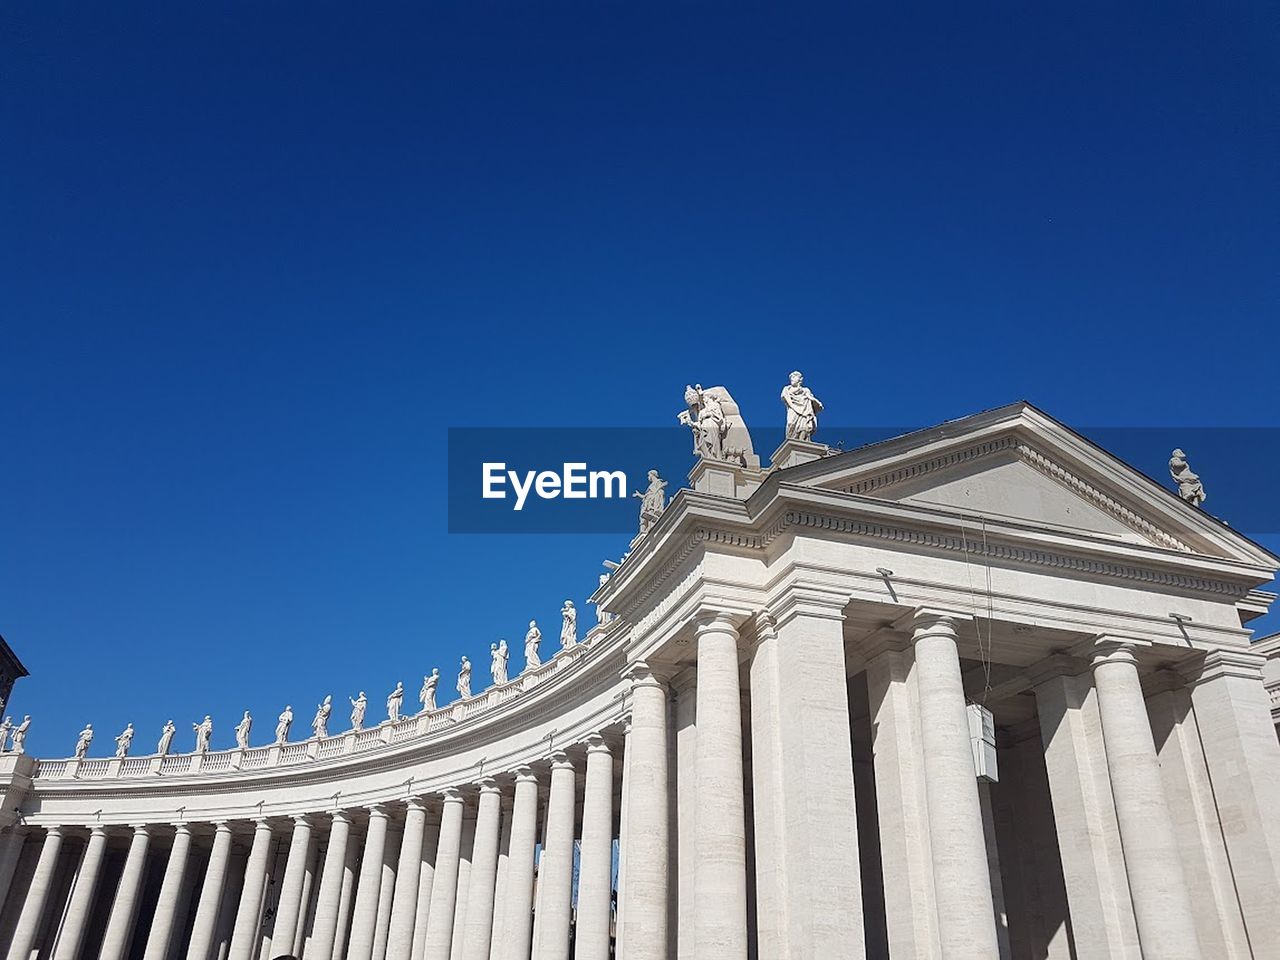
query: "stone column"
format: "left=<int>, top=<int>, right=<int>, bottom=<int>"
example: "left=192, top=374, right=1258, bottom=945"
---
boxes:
left=99, top=824, right=153, bottom=960
left=271, top=816, right=315, bottom=955
left=1032, top=662, right=1140, bottom=959
left=460, top=781, right=503, bottom=960
left=304, top=811, right=352, bottom=960
left=863, top=640, right=938, bottom=959
left=489, top=795, right=513, bottom=959
left=620, top=661, right=669, bottom=960
left=52, top=823, right=110, bottom=960
left=387, top=799, right=429, bottom=960
left=410, top=819, right=441, bottom=960
left=228, top=819, right=276, bottom=960
left=1091, top=639, right=1200, bottom=959
left=1182, top=649, right=1280, bottom=946
left=502, top=769, right=539, bottom=960
left=576, top=737, right=615, bottom=960
left=0, top=827, right=28, bottom=918
left=536, top=754, right=577, bottom=960
left=334, top=828, right=362, bottom=960
left=6, top=825, right=64, bottom=960
left=186, top=822, right=234, bottom=960
left=348, top=805, right=391, bottom=960
left=615, top=724, right=631, bottom=960
left=421, top=790, right=465, bottom=960
left=912, top=611, right=999, bottom=958
left=694, top=614, right=748, bottom=960
left=750, top=598, right=865, bottom=960
left=144, top=824, right=194, bottom=960
left=449, top=815, right=475, bottom=960
left=671, top=674, right=697, bottom=960
left=374, top=823, right=403, bottom=960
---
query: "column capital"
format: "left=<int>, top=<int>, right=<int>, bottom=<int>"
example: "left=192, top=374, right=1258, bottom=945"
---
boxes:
left=693, top=607, right=748, bottom=634
left=171, top=822, right=192, bottom=836
left=329, top=809, right=353, bottom=826
left=130, top=823, right=151, bottom=836
left=1090, top=636, right=1151, bottom=669
left=251, top=817, right=273, bottom=831
left=404, top=797, right=429, bottom=815
left=623, top=659, right=667, bottom=689
left=476, top=777, right=502, bottom=795
left=549, top=751, right=574, bottom=771
left=512, top=765, right=538, bottom=784
left=764, top=583, right=849, bottom=630
left=437, top=787, right=464, bottom=804
left=366, top=803, right=390, bottom=819
left=1177, top=647, right=1267, bottom=686
left=290, top=814, right=313, bottom=829
left=89, top=823, right=109, bottom=837
left=43, top=824, right=63, bottom=838
left=911, top=607, right=973, bottom=639
left=584, top=734, right=612, bottom=756
left=212, top=821, right=233, bottom=834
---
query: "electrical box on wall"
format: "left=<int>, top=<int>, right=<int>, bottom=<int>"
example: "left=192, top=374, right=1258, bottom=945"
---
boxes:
left=967, top=702, right=998, bottom=783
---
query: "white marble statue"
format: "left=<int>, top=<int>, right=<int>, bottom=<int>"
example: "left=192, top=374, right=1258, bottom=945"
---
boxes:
left=677, top=384, right=757, bottom=466
left=491, top=640, right=509, bottom=685
left=11, top=716, right=30, bottom=755
left=387, top=682, right=404, bottom=722
left=157, top=720, right=176, bottom=756
left=781, top=370, right=823, bottom=442
left=275, top=705, right=294, bottom=744
left=1170, top=449, right=1206, bottom=506
left=193, top=716, right=213, bottom=753
left=312, top=696, right=332, bottom=738
left=350, top=692, right=368, bottom=731
left=561, top=600, right=577, bottom=648
left=457, top=657, right=472, bottom=699
left=234, top=711, right=252, bottom=750
left=524, top=620, right=542, bottom=671
left=419, top=669, right=440, bottom=712
left=115, top=723, right=135, bottom=758
left=633, top=469, right=667, bottom=535
left=597, top=573, right=612, bottom=624
left=74, top=724, right=93, bottom=759
left=0, top=717, right=11, bottom=752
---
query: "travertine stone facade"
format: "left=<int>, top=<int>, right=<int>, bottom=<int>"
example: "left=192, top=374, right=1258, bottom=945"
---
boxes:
left=3, top=402, right=1280, bottom=959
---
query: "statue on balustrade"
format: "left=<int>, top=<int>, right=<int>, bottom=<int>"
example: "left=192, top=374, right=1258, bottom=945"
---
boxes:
left=524, top=621, right=542, bottom=670
left=632, top=469, right=667, bottom=535
left=781, top=370, right=823, bottom=442
left=387, top=682, right=404, bottom=722
left=457, top=656, right=472, bottom=699
left=312, top=696, right=332, bottom=738
left=235, top=711, right=252, bottom=750
left=561, top=600, right=577, bottom=648
left=74, top=724, right=93, bottom=759
left=1170, top=449, right=1207, bottom=506
left=491, top=640, right=509, bottom=685
left=0, top=717, right=11, bottom=752
left=157, top=720, right=176, bottom=756
left=420, top=669, right=440, bottom=712
left=276, top=705, right=294, bottom=744
left=350, top=692, right=368, bottom=731
left=115, top=723, right=135, bottom=758
left=11, top=716, right=30, bottom=755
left=193, top=716, right=213, bottom=753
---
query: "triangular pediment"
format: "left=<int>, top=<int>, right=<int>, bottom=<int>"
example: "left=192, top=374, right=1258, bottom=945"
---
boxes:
left=778, top=403, right=1276, bottom=566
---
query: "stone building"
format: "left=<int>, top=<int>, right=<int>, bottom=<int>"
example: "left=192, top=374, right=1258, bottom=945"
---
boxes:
left=1, top=400, right=1279, bottom=960
left=0, top=635, right=28, bottom=716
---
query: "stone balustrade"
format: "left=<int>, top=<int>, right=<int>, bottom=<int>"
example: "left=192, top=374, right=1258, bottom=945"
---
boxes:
left=15, top=631, right=603, bottom=786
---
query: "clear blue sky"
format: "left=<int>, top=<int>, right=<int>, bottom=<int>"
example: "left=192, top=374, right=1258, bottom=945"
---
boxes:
left=2, top=2, right=1277, bottom=756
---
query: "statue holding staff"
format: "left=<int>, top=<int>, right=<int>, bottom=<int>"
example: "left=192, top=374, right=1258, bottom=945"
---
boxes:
left=312, top=696, right=333, bottom=738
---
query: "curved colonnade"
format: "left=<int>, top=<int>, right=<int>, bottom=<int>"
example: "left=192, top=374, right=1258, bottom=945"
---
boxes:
left=0, top=620, right=660, bottom=960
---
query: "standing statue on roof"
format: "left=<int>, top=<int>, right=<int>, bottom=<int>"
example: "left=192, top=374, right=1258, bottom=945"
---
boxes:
left=781, top=370, right=823, bottom=442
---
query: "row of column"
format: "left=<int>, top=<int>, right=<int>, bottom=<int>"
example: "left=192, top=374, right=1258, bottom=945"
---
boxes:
left=0, top=744, right=626, bottom=960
